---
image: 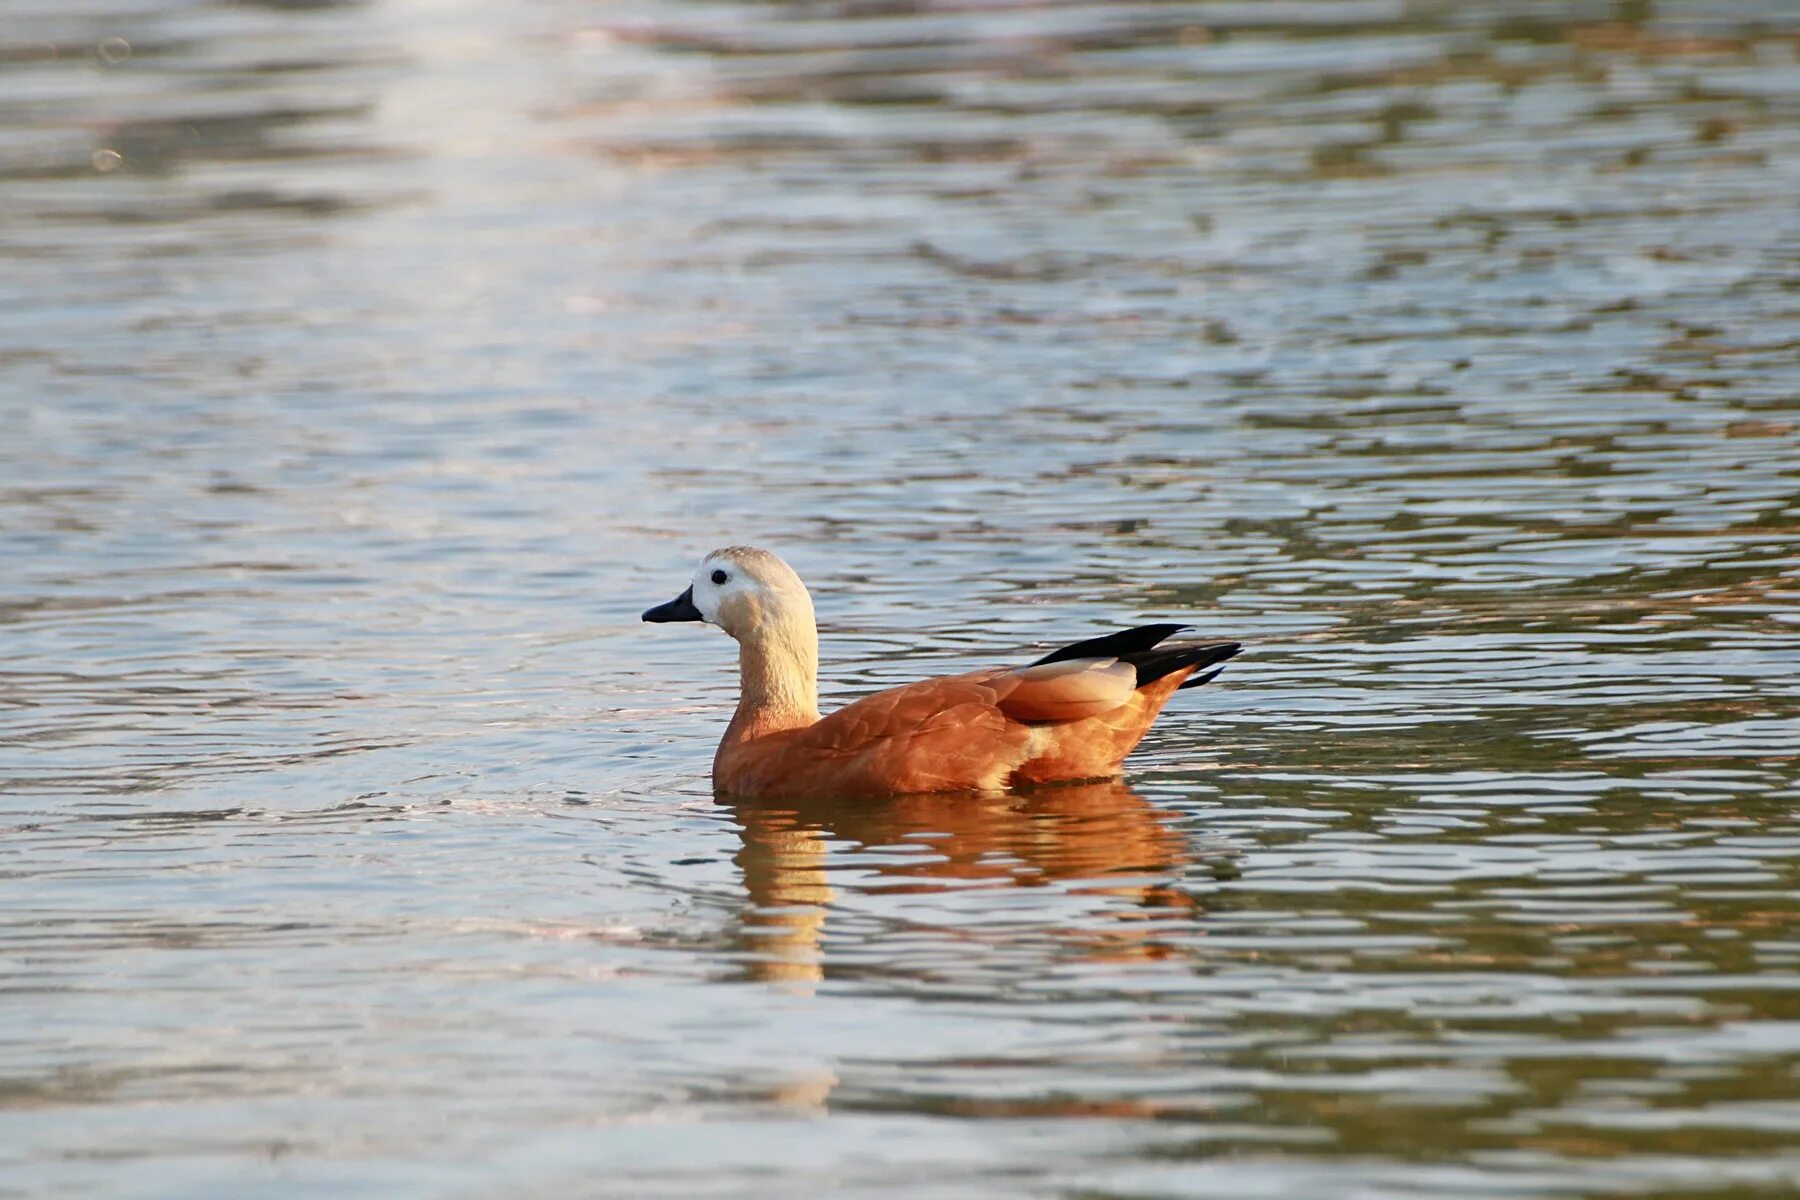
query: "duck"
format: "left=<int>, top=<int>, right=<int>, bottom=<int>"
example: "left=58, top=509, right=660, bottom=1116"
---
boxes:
left=642, top=546, right=1241, bottom=798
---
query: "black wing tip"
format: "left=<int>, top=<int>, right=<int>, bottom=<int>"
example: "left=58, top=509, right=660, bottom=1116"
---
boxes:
left=1029, top=626, right=1241, bottom=690
left=1030, top=622, right=1193, bottom=667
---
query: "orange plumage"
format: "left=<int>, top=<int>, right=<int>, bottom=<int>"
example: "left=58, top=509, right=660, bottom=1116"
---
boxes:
left=642, top=547, right=1240, bottom=798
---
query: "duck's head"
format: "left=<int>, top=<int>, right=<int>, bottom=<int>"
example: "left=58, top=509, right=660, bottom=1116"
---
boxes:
left=642, top=546, right=814, bottom=642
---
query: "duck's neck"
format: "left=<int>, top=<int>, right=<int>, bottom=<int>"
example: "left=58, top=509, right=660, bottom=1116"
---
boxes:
left=723, top=618, right=820, bottom=747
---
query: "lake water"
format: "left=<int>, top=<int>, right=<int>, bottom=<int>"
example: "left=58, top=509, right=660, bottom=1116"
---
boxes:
left=3, top=0, right=1798, bottom=1196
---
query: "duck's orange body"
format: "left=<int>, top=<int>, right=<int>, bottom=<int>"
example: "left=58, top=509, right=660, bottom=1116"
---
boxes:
left=644, top=547, right=1240, bottom=799
left=713, top=661, right=1219, bottom=797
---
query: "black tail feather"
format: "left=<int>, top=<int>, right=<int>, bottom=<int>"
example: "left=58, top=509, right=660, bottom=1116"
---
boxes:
left=1138, top=641, right=1241, bottom=688
left=1178, top=661, right=1232, bottom=690
left=1032, top=624, right=1241, bottom=690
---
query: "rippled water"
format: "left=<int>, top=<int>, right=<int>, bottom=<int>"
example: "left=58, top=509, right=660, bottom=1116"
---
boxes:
left=4, top=0, right=1799, bottom=1195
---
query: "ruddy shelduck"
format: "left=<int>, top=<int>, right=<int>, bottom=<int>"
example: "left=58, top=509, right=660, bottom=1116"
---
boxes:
left=643, top=546, right=1241, bottom=798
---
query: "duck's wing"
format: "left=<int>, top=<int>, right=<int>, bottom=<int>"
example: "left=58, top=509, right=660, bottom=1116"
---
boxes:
left=803, top=674, right=1015, bottom=755
left=806, top=659, right=1139, bottom=748
left=989, top=657, right=1139, bottom=722
left=769, top=662, right=1124, bottom=795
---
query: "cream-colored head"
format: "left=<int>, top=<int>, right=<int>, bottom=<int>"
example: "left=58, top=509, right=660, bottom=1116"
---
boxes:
left=643, top=545, right=820, bottom=726
left=688, top=546, right=814, bottom=641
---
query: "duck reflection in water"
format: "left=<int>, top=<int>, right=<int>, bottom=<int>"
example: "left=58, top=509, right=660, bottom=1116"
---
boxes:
left=724, top=779, right=1226, bottom=989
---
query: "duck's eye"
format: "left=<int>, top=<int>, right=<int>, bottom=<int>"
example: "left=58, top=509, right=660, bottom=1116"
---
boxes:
left=711, top=569, right=728, bottom=585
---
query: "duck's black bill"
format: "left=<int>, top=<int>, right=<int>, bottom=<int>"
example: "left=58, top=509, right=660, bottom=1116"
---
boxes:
left=642, top=585, right=703, bottom=623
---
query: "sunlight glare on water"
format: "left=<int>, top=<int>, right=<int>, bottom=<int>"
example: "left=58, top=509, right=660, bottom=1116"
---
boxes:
left=1, top=0, right=1798, bottom=1196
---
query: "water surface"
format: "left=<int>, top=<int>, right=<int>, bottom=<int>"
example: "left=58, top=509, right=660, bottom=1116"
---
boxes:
left=3, top=0, right=1798, bottom=1196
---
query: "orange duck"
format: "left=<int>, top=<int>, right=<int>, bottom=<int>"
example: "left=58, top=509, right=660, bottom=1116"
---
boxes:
left=642, top=546, right=1241, bottom=798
